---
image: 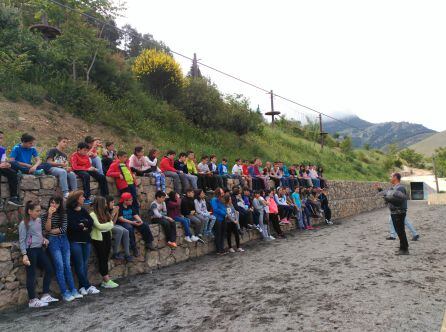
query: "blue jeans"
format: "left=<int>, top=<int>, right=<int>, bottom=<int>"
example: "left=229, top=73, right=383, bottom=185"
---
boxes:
left=389, top=216, right=418, bottom=238
left=174, top=216, right=192, bottom=237
left=70, top=242, right=91, bottom=289
left=49, top=167, right=77, bottom=194
left=48, top=234, right=76, bottom=295
left=311, top=178, right=321, bottom=188
left=151, top=172, right=166, bottom=191
left=10, top=161, right=52, bottom=174
left=90, top=156, right=103, bottom=175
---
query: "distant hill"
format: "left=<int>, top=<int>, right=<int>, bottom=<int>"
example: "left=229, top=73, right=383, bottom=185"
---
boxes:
left=324, top=115, right=436, bottom=150
left=410, top=130, right=446, bottom=156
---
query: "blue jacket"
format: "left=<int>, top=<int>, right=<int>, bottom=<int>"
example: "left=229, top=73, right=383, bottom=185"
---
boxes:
left=218, top=163, right=229, bottom=175
left=210, top=197, right=227, bottom=222
left=282, top=165, right=290, bottom=177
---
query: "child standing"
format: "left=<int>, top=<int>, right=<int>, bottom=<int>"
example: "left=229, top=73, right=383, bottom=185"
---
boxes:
left=211, top=188, right=227, bottom=255
left=253, top=191, right=273, bottom=240
left=19, top=201, right=58, bottom=308
left=291, top=186, right=305, bottom=229
left=267, top=190, right=285, bottom=238
left=224, top=194, right=244, bottom=252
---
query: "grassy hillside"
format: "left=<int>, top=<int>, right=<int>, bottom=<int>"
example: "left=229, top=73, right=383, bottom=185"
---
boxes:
left=0, top=96, right=388, bottom=181
left=410, top=130, right=446, bottom=156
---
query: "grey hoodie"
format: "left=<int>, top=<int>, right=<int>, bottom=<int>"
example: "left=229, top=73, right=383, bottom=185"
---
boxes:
left=19, top=218, right=44, bottom=255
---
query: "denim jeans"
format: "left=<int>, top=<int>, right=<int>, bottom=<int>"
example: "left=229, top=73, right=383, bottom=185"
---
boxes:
left=25, top=247, right=53, bottom=300
left=90, top=156, right=103, bottom=175
left=48, top=234, right=76, bottom=295
left=197, top=214, right=216, bottom=235
left=164, top=171, right=182, bottom=193
left=174, top=216, right=192, bottom=237
left=49, top=167, right=77, bottom=195
left=150, top=172, right=166, bottom=191
left=184, top=173, right=198, bottom=189
left=389, top=216, right=417, bottom=238
left=70, top=242, right=91, bottom=289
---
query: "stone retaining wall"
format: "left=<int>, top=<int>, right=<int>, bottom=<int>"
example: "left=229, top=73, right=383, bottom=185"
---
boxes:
left=0, top=174, right=388, bottom=311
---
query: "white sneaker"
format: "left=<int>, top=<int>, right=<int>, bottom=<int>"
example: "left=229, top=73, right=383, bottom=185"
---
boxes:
left=40, top=294, right=59, bottom=303
left=228, top=248, right=236, bottom=253
left=237, top=248, right=245, bottom=252
left=185, top=236, right=192, bottom=242
left=79, top=287, right=88, bottom=296
left=63, top=192, right=69, bottom=199
left=191, top=235, right=199, bottom=242
left=29, top=298, right=48, bottom=308
left=269, top=236, right=276, bottom=240
left=86, top=286, right=100, bottom=295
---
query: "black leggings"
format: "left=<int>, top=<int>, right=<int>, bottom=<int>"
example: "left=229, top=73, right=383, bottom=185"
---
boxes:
left=215, top=221, right=226, bottom=253
left=227, top=222, right=240, bottom=249
left=131, top=167, right=152, bottom=177
left=152, top=217, right=177, bottom=243
left=269, top=213, right=284, bottom=236
left=74, top=170, right=109, bottom=198
left=25, top=247, right=53, bottom=300
left=278, top=205, right=293, bottom=220
left=91, top=232, right=111, bottom=277
left=0, top=167, right=19, bottom=197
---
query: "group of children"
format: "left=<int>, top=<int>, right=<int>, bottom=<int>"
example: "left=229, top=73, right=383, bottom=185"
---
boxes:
left=2, top=132, right=332, bottom=308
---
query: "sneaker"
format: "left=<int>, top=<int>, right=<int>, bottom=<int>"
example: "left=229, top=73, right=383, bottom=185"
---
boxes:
left=83, top=199, right=93, bottom=205
left=63, top=292, right=75, bottom=302
left=33, top=169, right=45, bottom=176
left=197, top=237, right=206, bottom=244
left=101, top=280, right=119, bottom=289
left=279, top=221, right=285, bottom=226
left=29, top=298, right=48, bottom=308
left=191, top=235, right=199, bottom=242
left=71, top=289, right=83, bottom=299
left=63, top=192, right=69, bottom=199
left=7, top=197, right=23, bottom=207
left=412, top=235, right=420, bottom=241
left=395, top=249, right=410, bottom=256
left=124, top=255, right=134, bottom=262
left=79, top=287, right=88, bottom=296
left=40, top=294, right=59, bottom=303
left=228, top=248, right=236, bottom=253
left=237, top=248, right=245, bottom=252
left=167, top=241, right=177, bottom=248
left=185, top=236, right=193, bottom=242
left=86, top=286, right=100, bottom=295
left=111, top=253, right=125, bottom=260
left=269, top=236, right=276, bottom=240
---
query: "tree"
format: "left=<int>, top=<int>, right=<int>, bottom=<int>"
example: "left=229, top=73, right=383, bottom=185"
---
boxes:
left=121, top=24, right=170, bottom=58
left=434, top=147, right=446, bottom=177
left=399, top=149, right=424, bottom=168
left=132, top=49, right=183, bottom=101
left=340, top=136, right=353, bottom=153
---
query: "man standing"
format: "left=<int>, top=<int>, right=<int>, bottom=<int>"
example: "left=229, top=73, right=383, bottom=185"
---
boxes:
left=377, top=173, right=409, bottom=255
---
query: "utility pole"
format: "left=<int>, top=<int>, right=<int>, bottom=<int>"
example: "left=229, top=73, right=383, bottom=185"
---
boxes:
left=265, top=90, right=280, bottom=126
left=319, top=113, right=327, bottom=149
left=433, top=156, right=440, bottom=193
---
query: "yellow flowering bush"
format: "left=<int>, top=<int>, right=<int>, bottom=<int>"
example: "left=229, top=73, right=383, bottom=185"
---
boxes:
left=132, top=49, right=183, bottom=101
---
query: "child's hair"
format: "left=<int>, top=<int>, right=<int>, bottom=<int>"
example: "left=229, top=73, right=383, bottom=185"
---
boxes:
left=167, top=191, right=177, bottom=201
left=166, top=150, right=176, bottom=156
left=265, top=189, right=272, bottom=196
left=185, top=189, right=194, bottom=195
left=222, top=158, right=227, bottom=162
left=242, top=187, right=251, bottom=193
left=47, top=196, right=65, bottom=219
left=148, top=149, right=158, bottom=160
left=195, top=189, right=204, bottom=199
left=186, top=150, right=194, bottom=156
left=155, top=190, right=166, bottom=199
left=105, top=141, right=114, bottom=148
left=117, top=150, right=127, bottom=158
left=24, top=200, right=40, bottom=225
left=259, top=190, right=265, bottom=197
left=84, top=136, right=94, bottom=144
left=93, top=196, right=111, bottom=224
left=66, top=190, right=84, bottom=210
left=178, top=152, right=187, bottom=158
left=134, top=146, right=144, bottom=154
left=201, top=155, right=208, bottom=161
left=105, top=195, right=115, bottom=205
left=209, top=154, right=216, bottom=160
left=223, top=193, right=232, bottom=204
left=253, top=190, right=261, bottom=196
left=57, top=136, right=68, bottom=143
left=77, top=142, right=89, bottom=150
left=21, top=133, right=35, bottom=143
left=235, top=158, right=241, bottom=162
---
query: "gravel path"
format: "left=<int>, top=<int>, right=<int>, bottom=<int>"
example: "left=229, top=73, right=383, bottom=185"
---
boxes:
left=0, top=201, right=445, bottom=332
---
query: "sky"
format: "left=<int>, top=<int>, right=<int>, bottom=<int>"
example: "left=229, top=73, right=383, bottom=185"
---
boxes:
left=116, top=0, right=446, bottom=132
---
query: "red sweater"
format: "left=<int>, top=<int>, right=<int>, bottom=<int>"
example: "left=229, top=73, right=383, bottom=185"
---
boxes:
left=159, top=156, right=177, bottom=173
left=70, top=152, right=91, bottom=171
left=106, top=159, right=134, bottom=190
left=242, top=165, right=249, bottom=176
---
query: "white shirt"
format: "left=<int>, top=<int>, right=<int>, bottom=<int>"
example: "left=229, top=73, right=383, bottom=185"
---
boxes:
left=232, top=164, right=243, bottom=176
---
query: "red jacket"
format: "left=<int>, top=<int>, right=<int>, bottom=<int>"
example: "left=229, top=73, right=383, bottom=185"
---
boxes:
left=159, top=156, right=177, bottom=173
left=106, top=159, right=135, bottom=190
left=70, top=152, right=91, bottom=171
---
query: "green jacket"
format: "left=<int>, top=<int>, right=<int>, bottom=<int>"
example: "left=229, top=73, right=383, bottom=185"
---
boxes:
left=90, top=212, right=114, bottom=241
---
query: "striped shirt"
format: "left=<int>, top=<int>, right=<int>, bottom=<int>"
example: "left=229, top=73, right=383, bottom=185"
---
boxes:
left=41, top=212, right=68, bottom=235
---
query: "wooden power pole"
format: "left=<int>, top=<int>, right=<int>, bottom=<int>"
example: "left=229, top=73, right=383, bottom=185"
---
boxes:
left=433, top=156, right=440, bottom=193
left=319, top=113, right=327, bottom=149
left=265, top=90, right=280, bottom=126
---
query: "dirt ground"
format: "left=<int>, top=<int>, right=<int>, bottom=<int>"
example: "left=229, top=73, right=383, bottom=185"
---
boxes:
left=0, top=201, right=445, bottom=332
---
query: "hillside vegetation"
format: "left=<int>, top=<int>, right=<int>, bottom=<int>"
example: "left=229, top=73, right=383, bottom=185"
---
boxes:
left=410, top=130, right=446, bottom=157
left=0, top=1, right=392, bottom=181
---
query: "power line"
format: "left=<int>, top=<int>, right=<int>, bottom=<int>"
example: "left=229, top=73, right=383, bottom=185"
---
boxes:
left=42, top=0, right=363, bottom=132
